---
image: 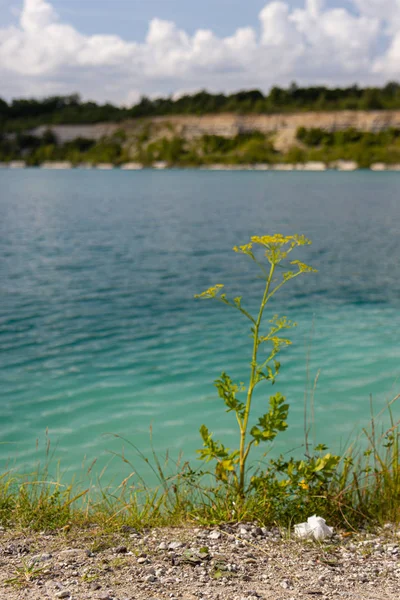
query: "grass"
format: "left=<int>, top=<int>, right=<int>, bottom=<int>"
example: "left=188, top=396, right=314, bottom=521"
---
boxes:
left=334, top=394, right=400, bottom=526
left=4, top=560, right=46, bottom=587
left=0, top=395, right=398, bottom=535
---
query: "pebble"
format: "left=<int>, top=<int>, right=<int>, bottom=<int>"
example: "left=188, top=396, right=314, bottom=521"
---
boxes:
left=32, top=552, right=52, bottom=561
left=55, top=591, right=71, bottom=599
left=158, top=541, right=168, bottom=550
left=209, top=531, right=222, bottom=540
left=59, top=549, right=82, bottom=558
left=120, top=525, right=137, bottom=534
left=168, top=541, right=183, bottom=550
left=137, top=557, right=148, bottom=564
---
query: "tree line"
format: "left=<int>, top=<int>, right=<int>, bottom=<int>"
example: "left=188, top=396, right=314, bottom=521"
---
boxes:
left=2, top=83, right=400, bottom=130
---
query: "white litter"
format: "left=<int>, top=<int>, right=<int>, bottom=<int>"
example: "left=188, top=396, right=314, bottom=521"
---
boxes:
left=294, top=515, right=334, bottom=541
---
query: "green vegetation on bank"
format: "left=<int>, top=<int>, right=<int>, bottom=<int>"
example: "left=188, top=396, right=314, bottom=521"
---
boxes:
left=2, top=82, right=400, bottom=130
left=295, top=127, right=400, bottom=168
left=0, top=384, right=398, bottom=534
left=0, top=235, right=399, bottom=534
left=3, top=126, right=400, bottom=167
left=0, top=130, right=129, bottom=165
left=135, top=132, right=279, bottom=166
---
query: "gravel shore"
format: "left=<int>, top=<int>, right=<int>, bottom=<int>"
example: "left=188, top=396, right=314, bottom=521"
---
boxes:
left=1, top=523, right=399, bottom=600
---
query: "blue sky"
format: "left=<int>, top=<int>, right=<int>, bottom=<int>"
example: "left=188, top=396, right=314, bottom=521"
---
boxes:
left=0, top=1, right=398, bottom=103
left=3, top=1, right=356, bottom=40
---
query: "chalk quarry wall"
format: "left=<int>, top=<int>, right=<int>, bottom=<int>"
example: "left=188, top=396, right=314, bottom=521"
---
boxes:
left=33, top=111, right=400, bottom=146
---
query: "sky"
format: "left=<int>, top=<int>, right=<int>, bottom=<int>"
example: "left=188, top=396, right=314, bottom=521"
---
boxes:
left=0, top=0, right=399, bottom=104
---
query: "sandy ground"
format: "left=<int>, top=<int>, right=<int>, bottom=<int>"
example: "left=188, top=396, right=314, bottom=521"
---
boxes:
left=0, top=523, right=399, bottom=600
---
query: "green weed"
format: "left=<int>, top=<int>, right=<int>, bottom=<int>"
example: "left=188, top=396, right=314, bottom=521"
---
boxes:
left=5, top=560, right=45, bottom=587
left=195, top=234, right=318, bottom=497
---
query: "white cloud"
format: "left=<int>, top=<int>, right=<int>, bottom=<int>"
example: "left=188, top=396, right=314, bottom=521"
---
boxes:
left=0, top=0, right=399, bottom=103
left=20, top=0, right=55, bottom=32
left=290, top=4, right=380, bottom=74
left=360, top=0, right=400, bottom=76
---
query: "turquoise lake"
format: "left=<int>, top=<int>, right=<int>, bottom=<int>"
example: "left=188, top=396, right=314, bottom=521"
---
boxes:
left=1, top=169, right=399, bottom=484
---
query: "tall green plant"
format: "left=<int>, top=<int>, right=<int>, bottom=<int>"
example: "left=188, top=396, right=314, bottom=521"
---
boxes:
left=195, top=234, right=317, bottom=498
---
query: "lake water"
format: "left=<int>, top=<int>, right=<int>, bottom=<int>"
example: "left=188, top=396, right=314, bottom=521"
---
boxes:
left=1, top=169, right=399, bottom=483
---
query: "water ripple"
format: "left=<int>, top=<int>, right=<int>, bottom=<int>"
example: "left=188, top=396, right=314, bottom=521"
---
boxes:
left=1, top=170, right=400, bottom=478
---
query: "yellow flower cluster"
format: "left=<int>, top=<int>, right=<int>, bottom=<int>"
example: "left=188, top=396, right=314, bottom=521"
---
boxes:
left=290, top=260, right=318, bottom=273
left=251, top=234, right=312, bottom=247
left=232, top=235, right=313, bottom=262
left=233, top=243, right=254, bottom=254
left=270, top=336, right=292, bottom=346
left=194, top=284, right=224, bottom=299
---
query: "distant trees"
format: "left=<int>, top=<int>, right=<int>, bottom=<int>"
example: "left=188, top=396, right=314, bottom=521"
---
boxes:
left=2, top=83, right=400, bottom=131
left=0, top=94, right=129, bottom=131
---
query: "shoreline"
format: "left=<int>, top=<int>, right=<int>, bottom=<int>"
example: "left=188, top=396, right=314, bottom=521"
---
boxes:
left=1, top=161, right=400, bottom=172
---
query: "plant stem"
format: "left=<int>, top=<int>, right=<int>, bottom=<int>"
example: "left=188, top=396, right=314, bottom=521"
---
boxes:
left=238, top=261, right=276, bottom=496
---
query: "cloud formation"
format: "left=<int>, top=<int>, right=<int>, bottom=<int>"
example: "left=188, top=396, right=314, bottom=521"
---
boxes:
left=0, top=0, right=399, bottom=103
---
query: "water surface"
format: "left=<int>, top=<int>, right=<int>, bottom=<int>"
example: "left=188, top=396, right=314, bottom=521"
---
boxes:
left=1, top=169, right=399, bottom=481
